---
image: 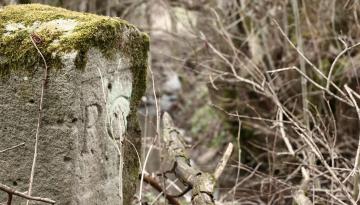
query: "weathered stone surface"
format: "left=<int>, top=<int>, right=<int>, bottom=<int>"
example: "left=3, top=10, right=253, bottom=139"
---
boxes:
left=0, top=4, right=148, bottom=205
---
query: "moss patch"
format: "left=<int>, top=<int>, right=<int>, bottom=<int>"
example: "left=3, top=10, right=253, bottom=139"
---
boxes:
left=0, top=3, right=149, bottom=130
left=0, top=4, right=149, bottom=76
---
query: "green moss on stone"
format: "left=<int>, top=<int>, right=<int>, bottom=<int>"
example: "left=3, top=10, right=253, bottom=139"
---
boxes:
left=0, top=4, right=149, bottom=77
left=123, top=30, right=148, bottom=205
left=0, top=2, right=149, bottom=133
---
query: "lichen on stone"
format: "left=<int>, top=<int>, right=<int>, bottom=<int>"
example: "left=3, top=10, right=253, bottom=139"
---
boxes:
left=0, top=3, right=149, bottom=77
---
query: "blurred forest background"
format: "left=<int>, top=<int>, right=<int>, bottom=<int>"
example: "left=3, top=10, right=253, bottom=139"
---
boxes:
left=1, top=0, right=360, bottom=204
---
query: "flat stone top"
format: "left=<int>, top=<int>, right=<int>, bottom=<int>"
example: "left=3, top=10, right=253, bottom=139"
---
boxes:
left=0, top=4, right=149, bottom=74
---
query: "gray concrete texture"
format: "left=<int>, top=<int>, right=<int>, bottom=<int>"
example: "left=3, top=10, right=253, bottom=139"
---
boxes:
left=0, top=4, right=147, bottom=205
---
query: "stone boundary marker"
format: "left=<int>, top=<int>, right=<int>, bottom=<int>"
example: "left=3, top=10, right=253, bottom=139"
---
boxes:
left=0, top=4, right=148, bottom=205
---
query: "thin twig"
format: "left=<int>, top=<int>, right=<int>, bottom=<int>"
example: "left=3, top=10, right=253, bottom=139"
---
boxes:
left=0, top=183, right=55, bottom=204
left=272, top=19, right=349, bottom=100
left=342, top=85, right=360, bottom=199
left=326, top=40, right=360, bottom=90
left=233, top=117, right=241, bottom=203
left=0, top=143, right=25, bottom=154
left=277, top=109, right=295, bottom=155
left=27, top=34, right=49, bottom=205
left=220, top=163, right=262, bottom=201
left=268, top=66, right=351, bottom=105
left=142, top=175, right=180, bottom=205
left=139, top=63, right=160, bottom=203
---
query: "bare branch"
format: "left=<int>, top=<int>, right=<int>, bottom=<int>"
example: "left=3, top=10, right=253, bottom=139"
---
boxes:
left=326, top=40, right=360, bottom=90
left=0, top=183, right=55, bottom=204
left=162, top=112, right=215, bottom=205
left=142, top=175, right=180, bottom=205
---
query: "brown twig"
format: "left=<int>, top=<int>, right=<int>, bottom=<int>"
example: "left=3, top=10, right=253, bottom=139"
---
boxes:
left=27, top=33, right=49, bottom=205
left=0, top=183, right=55, bottom=204
left=6, top=192, right=12, bottom=205
left=142, top=175, right=180, bottom=205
